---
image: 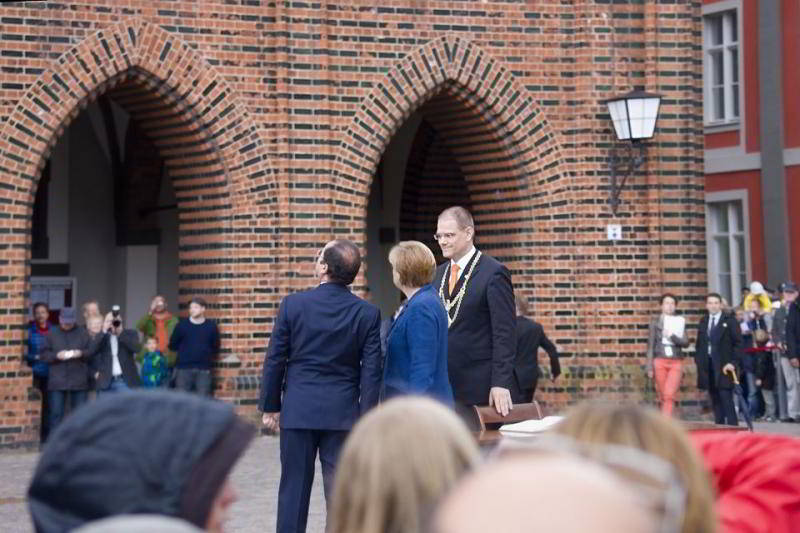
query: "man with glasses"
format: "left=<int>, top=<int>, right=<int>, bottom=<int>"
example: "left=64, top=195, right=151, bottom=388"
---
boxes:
left=433, top=206, right=516, bottom=426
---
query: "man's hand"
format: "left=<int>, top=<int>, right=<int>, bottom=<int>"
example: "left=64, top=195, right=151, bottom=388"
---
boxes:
left=103, top=313, right=113, bottom=332
left=149, top=297, right=158, bottom=314
left=791, top=359, right=800, bottom=368
left=94, top=371, right=100, bottom=380
left=262, top=412, right=280, bottom=433
left=722, top=363, right=736, bottom=375
left=56, top=350, right=69, bottom=361
left=488, top=387, right=513, bottom=416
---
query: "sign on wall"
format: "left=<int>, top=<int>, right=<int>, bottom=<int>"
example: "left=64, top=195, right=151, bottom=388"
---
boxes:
left=29, top=277, right=77, bottom=320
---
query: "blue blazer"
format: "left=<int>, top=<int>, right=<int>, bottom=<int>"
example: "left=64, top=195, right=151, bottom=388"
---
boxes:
left=259, top=283, right=383, bottom=431
left=383, top=284, right=454, bottom=406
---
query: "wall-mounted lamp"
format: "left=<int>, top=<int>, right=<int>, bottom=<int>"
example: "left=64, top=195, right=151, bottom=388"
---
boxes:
left=605, top=90, right=662, bottom=215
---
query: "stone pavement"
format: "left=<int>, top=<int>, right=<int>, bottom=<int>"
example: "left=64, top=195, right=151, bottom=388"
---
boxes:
left=3, top=421, right=800, bottom=533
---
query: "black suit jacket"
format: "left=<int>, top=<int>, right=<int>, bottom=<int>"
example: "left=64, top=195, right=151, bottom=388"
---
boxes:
left=90, top=329, right=142, bottom=389
left=512, top=316, right=560, bottom=401
left=786, top=301, right=800, bottom=361
left=694, top=312, right=743, bottom=390
left=259, top=283, right=383, bottom=431
left=433, top=252, right=515, bottom=406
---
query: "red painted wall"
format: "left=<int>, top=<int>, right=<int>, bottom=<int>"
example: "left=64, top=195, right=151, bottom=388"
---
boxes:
left=705, top=171, right=767, bottom=282
left=783, top=0, right=800, bottom=148
left=786, top=167, right=800, bottom=282
left=743, top=0, right=760, bottom=153
left=705, top=130, right=739, bottom=149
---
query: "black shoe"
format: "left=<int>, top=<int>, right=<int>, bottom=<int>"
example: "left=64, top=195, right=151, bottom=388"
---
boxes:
left=780, top=417, right=796, bottom=423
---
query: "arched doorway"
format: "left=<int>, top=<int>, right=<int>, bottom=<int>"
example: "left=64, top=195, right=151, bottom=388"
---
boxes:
left=0, top=20, right=275, bottom=446
left=342, top=37, right=571, bottom=321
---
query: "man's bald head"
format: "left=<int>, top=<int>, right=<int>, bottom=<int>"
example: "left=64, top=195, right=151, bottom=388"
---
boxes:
left=433, top=455, right=656, bottom=533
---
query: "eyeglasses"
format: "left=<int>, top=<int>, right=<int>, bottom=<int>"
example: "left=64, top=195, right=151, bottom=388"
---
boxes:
left=433, top=232, right=458, bottom=242
left=489, top=434, right=687, bottom=533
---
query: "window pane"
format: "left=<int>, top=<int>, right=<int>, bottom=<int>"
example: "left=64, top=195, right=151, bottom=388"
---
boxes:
left=711, top=50, right=724, bottom=84
left=713, top=87, right=725, bottom=120
left=708, top=15, right=723, bottom=46
left=719, top=274, right=732, bottom=306
left=729, top=11, right=738, bottom=42
left=733, top=202, right=744, bottom=231
left=732, top=83, right=739, bottom=118
left=736, top=234, right=746, bottom=275
left=715, top=235, right=731, bottom=272
left=711, top=203, right=729, bottom=233
left=731, top=47, right=739, bottom=82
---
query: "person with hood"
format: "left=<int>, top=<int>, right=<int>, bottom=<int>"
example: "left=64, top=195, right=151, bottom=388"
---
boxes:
left=27, top=391, right=254, bottom=533
left=743, top=281, right=774, bottom=317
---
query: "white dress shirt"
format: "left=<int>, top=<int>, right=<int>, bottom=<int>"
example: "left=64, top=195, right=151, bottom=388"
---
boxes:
left=110, top=334, right=122, bottom=377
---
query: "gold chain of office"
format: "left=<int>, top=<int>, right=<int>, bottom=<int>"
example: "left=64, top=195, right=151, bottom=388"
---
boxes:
left=438, top=251, right=482, bottom=329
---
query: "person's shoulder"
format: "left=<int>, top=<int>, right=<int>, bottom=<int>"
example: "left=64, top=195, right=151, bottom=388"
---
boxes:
left=477, top=253, right=509, bottom=277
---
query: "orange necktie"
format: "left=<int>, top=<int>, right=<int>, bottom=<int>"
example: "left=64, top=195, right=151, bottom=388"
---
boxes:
left=449, top=263, right=460, bottom=294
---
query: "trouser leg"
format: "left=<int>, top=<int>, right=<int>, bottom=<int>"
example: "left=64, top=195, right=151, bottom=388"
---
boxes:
left=318, top=429, right=349, bottom=531
left=781, top=358, right=800, bottom=418
left=195, top=370, right=212, bottom=397
left=763, top=388, right=776, bottom=418
left=277, top=429, right=318, bottom=533
left=774, top=352, right=788, bottom=419
left=718, top=388, right=738, bottom=426
left=175, top=369, right=195, bottom=393
left=744, top=371, right=761, bottom=417
left=48, top=390, right=66, bottom=433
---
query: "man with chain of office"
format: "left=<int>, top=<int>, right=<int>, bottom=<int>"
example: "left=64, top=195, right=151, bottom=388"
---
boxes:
left=432, top=206, right=516, bottom=428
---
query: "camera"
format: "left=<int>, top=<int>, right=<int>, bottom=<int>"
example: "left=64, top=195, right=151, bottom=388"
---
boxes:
left=111, top=305, right=122, bottom=328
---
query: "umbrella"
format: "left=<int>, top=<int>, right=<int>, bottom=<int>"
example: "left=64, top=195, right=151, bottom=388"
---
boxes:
left=724, top=367, right=754, bottom=432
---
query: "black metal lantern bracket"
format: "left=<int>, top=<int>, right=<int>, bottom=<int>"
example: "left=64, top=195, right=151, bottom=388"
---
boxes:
left=608, top=140, right=647, bottom=216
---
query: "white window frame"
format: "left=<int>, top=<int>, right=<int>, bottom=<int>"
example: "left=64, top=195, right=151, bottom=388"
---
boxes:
left=705, top=190, right=751, bottom=305
left=702, top=1, right=742, bottom=128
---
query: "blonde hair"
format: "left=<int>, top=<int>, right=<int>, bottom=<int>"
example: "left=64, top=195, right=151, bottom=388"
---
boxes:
left=553, top=403, right=716, bottom=533
left=388, top=241, right=436, bottom=288
left=329, top=397, right=480, bottom=533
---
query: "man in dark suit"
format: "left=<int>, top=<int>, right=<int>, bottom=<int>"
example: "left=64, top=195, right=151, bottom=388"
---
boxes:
left=260, top=239, right=383, bottom=533
left=694, top=292, right=743, bottom=425
left=512, top=291, right=560, bottom=403
left=432, top=206, right=516, bottom=425
left=90, top=310, right=142, bottom=393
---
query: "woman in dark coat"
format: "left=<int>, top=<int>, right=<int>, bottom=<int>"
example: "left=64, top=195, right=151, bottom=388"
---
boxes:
left=383, top=241, right=454, bottom=406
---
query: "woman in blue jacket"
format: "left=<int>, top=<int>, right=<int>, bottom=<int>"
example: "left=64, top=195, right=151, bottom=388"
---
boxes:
left=383, top=241, right=454, bottom=406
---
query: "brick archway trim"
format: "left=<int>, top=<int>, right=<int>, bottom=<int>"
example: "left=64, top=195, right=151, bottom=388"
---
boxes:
left=335, top=35, right=568, bottom=203
left=334, top=35, right=574, bottom=293
left=0, top=19, right=276, bottom=447
left=0, top=18, right=275, bottom=212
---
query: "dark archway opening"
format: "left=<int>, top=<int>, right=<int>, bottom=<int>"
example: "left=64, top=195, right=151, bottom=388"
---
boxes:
left=366, top=88, right=481, bottom=319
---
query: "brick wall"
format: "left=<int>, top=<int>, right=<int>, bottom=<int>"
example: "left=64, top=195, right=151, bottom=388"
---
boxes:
left=0, top=1, right=705, bottom=448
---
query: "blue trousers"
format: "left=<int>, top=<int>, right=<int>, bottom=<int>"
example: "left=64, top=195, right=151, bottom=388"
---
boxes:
left=48, top=390, right=88, bottom=432
left=98, top=376, right=130, bottom=396
left=277, top=428, right=348, bottom=533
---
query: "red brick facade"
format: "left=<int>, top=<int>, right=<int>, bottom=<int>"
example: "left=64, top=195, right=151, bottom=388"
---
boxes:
left=0, top=1, right=705, bottom=447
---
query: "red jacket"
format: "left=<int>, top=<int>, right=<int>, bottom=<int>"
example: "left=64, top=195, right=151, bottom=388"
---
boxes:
left=690, top=431, right=800, bottom=533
